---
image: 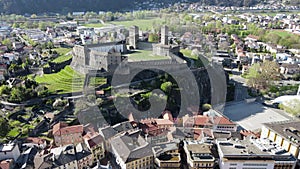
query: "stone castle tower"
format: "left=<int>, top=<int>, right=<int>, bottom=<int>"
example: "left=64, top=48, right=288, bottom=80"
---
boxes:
left=161, top=25, right=169, bottom=45
left=129, top=25, right=139, bottom=49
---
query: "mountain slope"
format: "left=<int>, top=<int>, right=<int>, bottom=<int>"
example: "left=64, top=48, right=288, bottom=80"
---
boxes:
left=0, top=0, right=298, bottom=14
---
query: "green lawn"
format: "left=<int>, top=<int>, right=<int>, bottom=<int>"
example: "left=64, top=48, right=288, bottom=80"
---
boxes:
left=180, top=49, right=196, bottom=59
left=269, top=30, right=294, bottom=38
left=180, top=49, right=206, bottom=68
left=83, top=18, right=165, bottom=30
left=126, top=50, right=170, bottom=62
left=35, top=66, right=84, bottom=93
left=52, top=55, right=72, bottom=63
left=82, top=23, right=104, bottom=28
left=110, top=18, right=165, bottom=30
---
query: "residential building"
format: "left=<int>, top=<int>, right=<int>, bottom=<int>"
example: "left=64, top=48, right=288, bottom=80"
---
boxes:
left=98, top=126, right=118, bottom=151
left=183, top=114, right=237, bottom=132
left=110, top=130, right=154, bottom=169
left=83, top=125, right=105, bottom=163
left=184, top=141, right=215, bottom=169
left=153, top=142, right=181, bottom=169
left=52, top=122, right=84, bottom=146
left=279, top=63, right=300, bottom=75
left=23, top=137, right=47, bottom=149
left=261, top=120, right=300, bottom=159
left=0, top=143, right=20, bottom=161
left=140, top=118, right=174, bottom=136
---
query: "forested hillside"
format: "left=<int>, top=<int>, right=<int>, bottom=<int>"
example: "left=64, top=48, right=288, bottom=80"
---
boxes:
left=0, top=0, right=298, bottom=14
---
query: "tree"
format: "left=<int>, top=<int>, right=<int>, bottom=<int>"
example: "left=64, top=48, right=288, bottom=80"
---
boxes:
left=161, top=81, right=172, bottom=94
left=0, top=85, right=10, bottom=95
left=1, top=38, right=12, bottom=50
left=202, top=103, right=212, bottom=111
left=0, top=118, right=10, bottom=137
left=246, top=61, right=280, bottom=90
left=148, top=33, right=159, bottom=43
left=96, top=98, right=104, bottom=105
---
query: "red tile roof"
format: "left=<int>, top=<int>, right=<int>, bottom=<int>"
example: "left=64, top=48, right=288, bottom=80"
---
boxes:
left=25, top=137, right=46, bottom=145
left=52, top=122, right=83, bottom=136
left=213, top=116, right=235, bottom=125
left=0, top=159, right=13, bottom=169
left=194, top=116, right=212, bottom=126
left=86, top=134, right=104, bottom=148
left=193, top=115, right=235, bottom=126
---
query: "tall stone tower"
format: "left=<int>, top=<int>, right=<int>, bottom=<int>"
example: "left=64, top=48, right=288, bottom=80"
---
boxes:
left=129, top=25, right=139, bottom=49
left=161, top=25, right=169, bottom=45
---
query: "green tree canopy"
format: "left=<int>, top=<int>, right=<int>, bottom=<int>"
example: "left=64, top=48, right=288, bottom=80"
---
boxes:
left=0, top=118, right=11, bottom=138
left=160, top=81, right=172, bottom=94
left=245, top=61, right=280, bottom=90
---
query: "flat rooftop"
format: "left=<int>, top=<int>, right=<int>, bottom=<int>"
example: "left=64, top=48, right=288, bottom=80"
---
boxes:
left=186, top=142, right=215, bottom=162
left=264, top=120, right=300, bottom=146
left=224, top=101, right=291, bottom=131
left=217, top=137, right=293, bottom=160
left=0, top=143, right=16, bottom=152
left=125, top=50, right=171, bottom=62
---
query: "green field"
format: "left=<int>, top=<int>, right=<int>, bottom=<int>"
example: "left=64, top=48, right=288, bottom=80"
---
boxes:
left=52, top=48, right=72, bottom=63
left=269, top=30, right=295, bottom=38
left=82, top=23, right=104, bottom=28
left=126, top=50, right=170, bottom=62
left=110, top=18, right=165, bottom=30
left=83, top=18, right=165, bottom=30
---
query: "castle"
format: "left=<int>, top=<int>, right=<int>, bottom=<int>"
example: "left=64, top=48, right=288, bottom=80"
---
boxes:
left=71, top=25, right=183, bottom=74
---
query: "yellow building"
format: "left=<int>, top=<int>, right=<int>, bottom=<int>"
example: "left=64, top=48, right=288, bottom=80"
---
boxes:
left=184, top=142, right=215, bottom=169
left=261, top=121, right=300, bottom=159
left=153, top=142, right=181, bottom=169
left=111, top=130, right=154, bottom=169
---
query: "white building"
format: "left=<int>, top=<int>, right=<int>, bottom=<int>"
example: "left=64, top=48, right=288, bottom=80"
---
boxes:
left=0, top=143, right=20, bottom=161
left=217, top=137, right=297, bottom=169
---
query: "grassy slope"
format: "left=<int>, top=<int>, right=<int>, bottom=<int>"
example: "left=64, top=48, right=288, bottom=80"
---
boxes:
left=52, top=48, right=72, bottom=63
left=35, top=66, right=107, bottom=94
left=35, top=66, right=84, bottom=93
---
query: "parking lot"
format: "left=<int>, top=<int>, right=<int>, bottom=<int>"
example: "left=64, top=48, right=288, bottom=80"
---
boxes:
left=223, top=101, right=293, bottom=131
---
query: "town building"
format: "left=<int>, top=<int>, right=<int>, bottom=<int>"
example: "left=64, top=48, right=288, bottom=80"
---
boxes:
left=261, top=120, right=300, bottom=159
left=152, top=142, right=181, bottom=169
left=217, top=137, right=297, bottom=169
left=110, top=130, right=154, bottom=169
left=83, top=125, right=105, bottom=163
left=184, top=141, right=215, bottom=169
left=0, top=143, right=20, bottom=162
left=183, top=114, right=237, bottom=132
left=52, top=122, right=83, bottom=146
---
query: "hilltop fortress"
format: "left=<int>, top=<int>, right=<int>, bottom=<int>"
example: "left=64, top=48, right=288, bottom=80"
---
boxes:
left=71, top=25, right=215, bottom=105
left=71, top=25, right=184, bottom=74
